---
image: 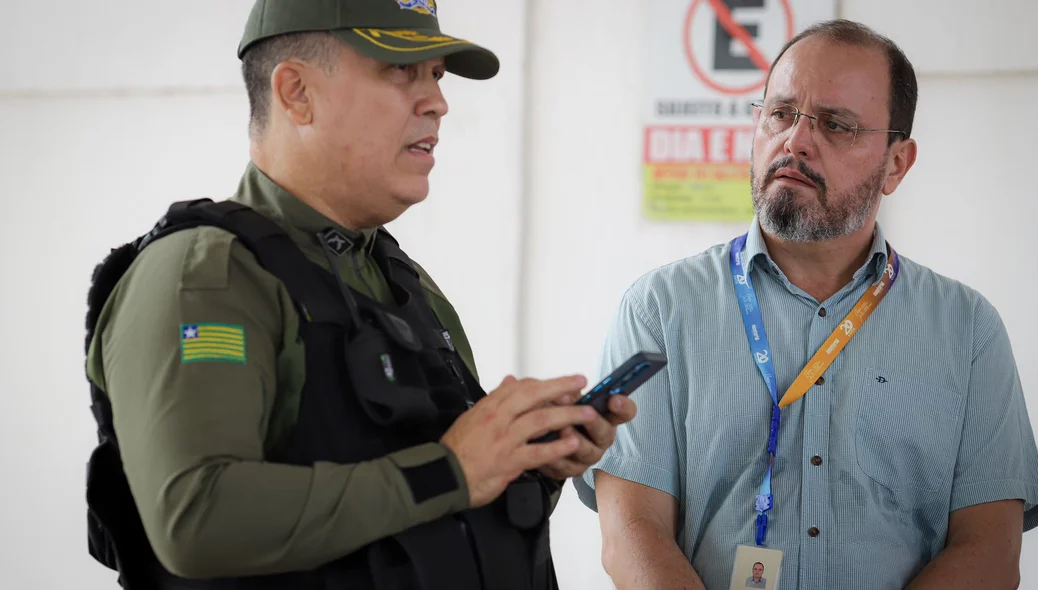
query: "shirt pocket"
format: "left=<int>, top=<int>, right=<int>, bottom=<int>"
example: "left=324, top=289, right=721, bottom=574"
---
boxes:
left=854, top=365, right=964, bottom=492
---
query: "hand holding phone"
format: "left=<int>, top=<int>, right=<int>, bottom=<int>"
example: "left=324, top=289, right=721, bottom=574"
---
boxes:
left=530, top=351, right=666, bottom=444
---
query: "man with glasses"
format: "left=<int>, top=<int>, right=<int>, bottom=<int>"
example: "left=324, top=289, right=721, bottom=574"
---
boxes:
left=575, top=18, right=1038, bottom=590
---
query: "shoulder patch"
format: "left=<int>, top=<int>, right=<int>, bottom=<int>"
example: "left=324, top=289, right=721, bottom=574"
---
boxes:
left=181, top=323, right=247, bottom=364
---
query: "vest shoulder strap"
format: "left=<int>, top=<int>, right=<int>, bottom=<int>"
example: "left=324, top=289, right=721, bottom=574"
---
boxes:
left=157, top=199, right=346, bottom=324
left=369, top=229, right=486, bottom=404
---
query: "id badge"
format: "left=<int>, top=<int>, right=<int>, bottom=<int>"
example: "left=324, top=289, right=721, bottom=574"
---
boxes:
left=729, top=545, right=783, bottom=590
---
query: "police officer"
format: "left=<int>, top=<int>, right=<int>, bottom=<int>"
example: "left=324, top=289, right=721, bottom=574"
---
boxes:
left=83, top=1, right=637, bottom=588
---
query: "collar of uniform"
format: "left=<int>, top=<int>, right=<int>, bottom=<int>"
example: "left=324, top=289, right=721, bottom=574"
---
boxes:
left=232, top=161, right=378, bottom=253
left=741, top=215, right=890, bottom=280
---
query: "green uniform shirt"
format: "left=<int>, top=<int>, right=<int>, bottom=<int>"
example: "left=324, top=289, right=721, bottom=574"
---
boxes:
left=86, top=162, right=525, bottom=578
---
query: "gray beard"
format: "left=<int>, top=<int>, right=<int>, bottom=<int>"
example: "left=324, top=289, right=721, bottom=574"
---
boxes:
left=751, top=156, right=886, bottom=243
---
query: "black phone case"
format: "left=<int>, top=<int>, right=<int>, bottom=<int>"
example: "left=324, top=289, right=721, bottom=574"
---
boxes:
left=576, top=351, right=668, bottom=414
left=529, top=351, right=667, bottom=444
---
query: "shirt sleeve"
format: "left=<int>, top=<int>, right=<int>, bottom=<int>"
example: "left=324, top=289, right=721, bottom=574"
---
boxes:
left=949, top=297, right=1038, bottom=530
left=92, top=227, right=471, bottom=579
left=572, top=285, right=682, bottom=511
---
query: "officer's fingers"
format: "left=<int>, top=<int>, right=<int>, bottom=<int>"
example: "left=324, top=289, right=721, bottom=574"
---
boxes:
left=513, top=405, right=598, bottom=443
left=515, top=433, right=581, bottom=470
left=537, top=430, right=592, bottom=478
left=532, top=391, right=580, bottom=411
left=501, top=374, right=587, bottom=416
left=605, top=395, right=638, bottom=426
left=478, top=375, right=534, bottom=412
left=538, top=457, right=587, bottom=481
left=489, top=374, right=520, bottom=395
left=578, top=413, right=616, bottom=449
left=567, top=429, right=609, bottom=466
left=548, top=392, right=580, bottom=407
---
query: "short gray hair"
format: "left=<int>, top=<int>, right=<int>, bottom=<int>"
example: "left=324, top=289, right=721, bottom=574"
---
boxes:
left=240, top=32, right=340, bottom=138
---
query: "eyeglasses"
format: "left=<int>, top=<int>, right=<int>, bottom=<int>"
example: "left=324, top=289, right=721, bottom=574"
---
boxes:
left=750, top=101, right=905, bottom=148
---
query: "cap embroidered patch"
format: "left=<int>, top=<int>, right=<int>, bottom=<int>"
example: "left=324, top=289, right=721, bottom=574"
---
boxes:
left=354, top=28, right=469, bottom=52
left=397, top=0, right=437, bottom=17
left=181, top=324, right=246, bottom=364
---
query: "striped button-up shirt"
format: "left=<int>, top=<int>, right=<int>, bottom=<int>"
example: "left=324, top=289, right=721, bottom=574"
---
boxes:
left=574, top=219, right=1038, bottom=590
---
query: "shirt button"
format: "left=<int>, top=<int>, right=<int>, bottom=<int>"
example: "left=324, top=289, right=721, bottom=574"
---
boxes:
left=808, top=527, right=820, bottom=537
left=818, top=307, right=827, bottom=317
left=811, top=455, right=823, bottom=466
left=815, top=376, right=825, bottom=386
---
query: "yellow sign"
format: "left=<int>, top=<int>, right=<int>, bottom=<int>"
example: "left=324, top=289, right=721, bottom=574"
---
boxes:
left=643, top=164, right=754, bottom=221
left=642, top=125, right=755, bottom=221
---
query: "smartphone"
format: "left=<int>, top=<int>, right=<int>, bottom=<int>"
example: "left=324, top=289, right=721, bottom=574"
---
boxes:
left=530, top=351, right=667, bottom=443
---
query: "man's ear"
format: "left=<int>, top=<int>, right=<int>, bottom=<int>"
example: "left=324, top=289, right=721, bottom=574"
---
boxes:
left=882, top=137, right=917, bottom=196
left=270, top=61, right=313, bottom=126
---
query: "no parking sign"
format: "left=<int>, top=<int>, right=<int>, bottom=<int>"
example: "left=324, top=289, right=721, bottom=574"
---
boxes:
left=643, top=0, right=835, bottom=221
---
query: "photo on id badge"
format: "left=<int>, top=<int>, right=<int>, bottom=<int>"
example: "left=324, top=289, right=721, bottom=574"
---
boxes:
left=729, top=545, right=783, bottom=590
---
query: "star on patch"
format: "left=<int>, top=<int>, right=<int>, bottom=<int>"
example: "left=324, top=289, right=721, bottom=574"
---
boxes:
left=182, top=325, right=199, bottom=339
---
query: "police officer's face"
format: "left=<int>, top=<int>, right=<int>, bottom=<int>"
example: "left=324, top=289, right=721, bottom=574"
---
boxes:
left=749, top=36, right=913, bottom=243
left=306, top=43, right=449, bottom=222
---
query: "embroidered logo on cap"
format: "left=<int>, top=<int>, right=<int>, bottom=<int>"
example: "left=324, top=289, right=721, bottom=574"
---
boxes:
left=397, top=0, right=437, bottom=17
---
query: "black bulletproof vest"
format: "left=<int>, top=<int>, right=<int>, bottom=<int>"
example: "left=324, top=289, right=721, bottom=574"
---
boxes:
left=84, top=199, right=561, bottom=590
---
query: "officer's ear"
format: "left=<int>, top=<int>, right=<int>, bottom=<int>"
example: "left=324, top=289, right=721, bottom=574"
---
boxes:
left=271, top=60, right=314, bottom=127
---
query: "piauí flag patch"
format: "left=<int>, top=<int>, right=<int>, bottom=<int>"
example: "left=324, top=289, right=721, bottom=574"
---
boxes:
left=180, top=323, right=246, bottom=364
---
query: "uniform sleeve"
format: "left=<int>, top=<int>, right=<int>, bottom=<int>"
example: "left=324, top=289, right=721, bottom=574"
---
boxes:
left=949, top=298, right=1038, bottom=530
left=573, top=286, right=681, bottom=511
left=96, top=227, right=471, bottom=579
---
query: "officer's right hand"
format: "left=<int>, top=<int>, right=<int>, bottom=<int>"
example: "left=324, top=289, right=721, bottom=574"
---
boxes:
left=440, top=374, right=597, bottom=508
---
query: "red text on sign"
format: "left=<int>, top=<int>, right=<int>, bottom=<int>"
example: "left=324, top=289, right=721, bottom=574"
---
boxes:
left=644, top=126, right=756, bottom=165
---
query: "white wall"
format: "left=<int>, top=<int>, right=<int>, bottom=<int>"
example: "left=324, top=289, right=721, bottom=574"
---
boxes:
left=2, top=0, right=1036, bottom=589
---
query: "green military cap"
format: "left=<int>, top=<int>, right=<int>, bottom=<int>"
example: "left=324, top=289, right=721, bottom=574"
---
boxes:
left=238, top=0, right=499, bottom=80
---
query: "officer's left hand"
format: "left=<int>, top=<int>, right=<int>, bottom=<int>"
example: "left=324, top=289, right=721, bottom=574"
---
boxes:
left=537, top=395, right=637, bottom=481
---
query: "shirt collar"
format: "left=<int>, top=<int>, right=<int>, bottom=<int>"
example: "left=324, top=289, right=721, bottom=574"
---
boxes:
left=741, top=215, right=890, bottom=281
left=231, top=160, right=378, bottom=254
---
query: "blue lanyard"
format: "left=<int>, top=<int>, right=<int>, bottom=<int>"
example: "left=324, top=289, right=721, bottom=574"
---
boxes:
left=729, top=234, right=781, bottom=545
left=728, top=233, right=900, bottom=546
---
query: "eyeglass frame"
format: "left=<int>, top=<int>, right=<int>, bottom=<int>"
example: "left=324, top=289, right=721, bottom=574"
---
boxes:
left=749, top=100, right=906, bottom=147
